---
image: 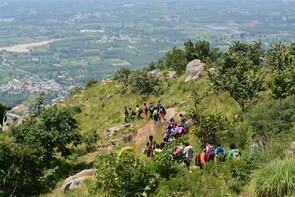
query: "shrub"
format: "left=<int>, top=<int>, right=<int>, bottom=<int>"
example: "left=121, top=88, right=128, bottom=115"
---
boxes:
left=252, top=159, right=295, bottom=197
left=247, top=96, right=295, bottom=138
left=191, top=109, right=228, bottom=145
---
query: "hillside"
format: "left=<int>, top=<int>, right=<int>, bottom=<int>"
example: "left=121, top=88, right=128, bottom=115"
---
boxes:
left=0, top=41, right=295, bottom=197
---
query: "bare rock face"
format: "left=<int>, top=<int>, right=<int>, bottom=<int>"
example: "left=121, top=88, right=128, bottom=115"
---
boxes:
left=61, top=169, right=96, bottom=192
left=185, top=59, right=205, bottom=82
left=111, top=134, right=134, bottom=145
left=104, top=124, right=129, bottom=138
left=286, top=141, right=295, bottom=156
left=167, top=71, right=177, bottom=79
left=148, top=69, right=163, bottom=78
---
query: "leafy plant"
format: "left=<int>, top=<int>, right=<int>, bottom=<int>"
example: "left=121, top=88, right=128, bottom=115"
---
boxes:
left=191, top=109, right=228, bottom=145
left=252, top=159, right=295, bottom=197
left=11, top=107, right=82, bottom=164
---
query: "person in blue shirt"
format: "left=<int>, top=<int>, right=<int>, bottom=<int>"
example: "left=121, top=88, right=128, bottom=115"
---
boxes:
left=215, top=142, right=226, bottom=162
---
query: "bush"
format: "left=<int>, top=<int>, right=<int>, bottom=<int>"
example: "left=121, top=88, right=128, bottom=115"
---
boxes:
left=191, top=109, right=228, bottom=145
left=252, top=159, right=295, bottom=197
left=247, top=96, right=295, bottom=138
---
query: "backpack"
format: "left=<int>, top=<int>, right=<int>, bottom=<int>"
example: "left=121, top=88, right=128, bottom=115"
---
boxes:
left=195, top=154, right=201, bottom=166
left=149, top=105, right=154, bottom=112
left=139, top=108, right=143, bottom=114
left=232, top=149, right=240, bottom=159
left=153, top=110, right=159, bottom=118
left=206, top=147, right=215, bottom=161
left=160, top=106, right=167, bottom=115
left=217, top=147, right=225, bottom=161
left=144, top=106, right=149, bottom=112
left=131, top=110, right=136, bottom=116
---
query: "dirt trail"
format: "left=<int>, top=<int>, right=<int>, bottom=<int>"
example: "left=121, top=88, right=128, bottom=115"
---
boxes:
left=82, top=107, right=179, bottom=161
left=132, top=108, right=178, bottom=146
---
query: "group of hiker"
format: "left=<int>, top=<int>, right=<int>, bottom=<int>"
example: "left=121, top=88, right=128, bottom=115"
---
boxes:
left=194, top=142, right=241, bottom=169
left=139, top=103, right=265, bottom=172
left=123, top=101, right=167, bottom=125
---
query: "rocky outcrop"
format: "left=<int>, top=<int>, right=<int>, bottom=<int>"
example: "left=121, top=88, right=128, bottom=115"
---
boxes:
left=167, top=71, right=177, bottom=79
left=286, top=141, right=295, bottom=156
left=148, top=69, right=177, bottom=79
left=104, top=124, right=130, bottom=138
left=111, top=134, right=133, bottom=145
left=61, top=169, right=96, bottom=192
left=148, top=69, right=163, bottom=78
left=185, top=59, right=205, bottom=82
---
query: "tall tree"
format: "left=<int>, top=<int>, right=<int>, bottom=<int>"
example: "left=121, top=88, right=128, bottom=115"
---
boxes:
left=208, top=42, right=265, bottom=111
left=267, top=43, right=295, bottom=98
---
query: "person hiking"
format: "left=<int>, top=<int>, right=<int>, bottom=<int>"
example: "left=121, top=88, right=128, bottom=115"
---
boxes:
left=206, top=143, right=215, bottom=162
left=154, top=144, right=162, bottom=157
left=136, top=104, right=143, bottom=119
left=146, top=135, right=156, bottom=158
left=228, top=143, right=241, bottom=159
left=153, top=107, right=160, bottom=125
left=124, top=106, right=129, bottom=124
left=143, top=103, right=149, bottom=119
left=183, top=142, right=194, bottom=168
left=129, top=107, right=136, bottom=121
left=179, top=113, right=190, bottom=132
left=159, top=105, right=167, bottom=121
left=215, top=143, right=226, bottom=162
left=175, top=145, right=183, bottom=156
left=157, top=101, right=162, bottom=114
left=250, top=134, right=265, bottom=154
left=196, top=146, right=207, bottom=170
left=149, top=103, right=154, bottom=120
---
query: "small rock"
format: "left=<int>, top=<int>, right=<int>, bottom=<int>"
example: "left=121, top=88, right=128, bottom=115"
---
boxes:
left=106, top=94, right=114, bottom=99
left=167, top=71, right=177, bottom=78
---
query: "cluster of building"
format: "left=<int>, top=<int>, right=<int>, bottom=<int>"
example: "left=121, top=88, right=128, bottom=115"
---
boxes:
left=0, top=75, right=72, bottom=96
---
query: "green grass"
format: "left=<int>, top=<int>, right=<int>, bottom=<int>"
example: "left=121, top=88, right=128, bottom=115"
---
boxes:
left=252, top=159, right=295, bottom=197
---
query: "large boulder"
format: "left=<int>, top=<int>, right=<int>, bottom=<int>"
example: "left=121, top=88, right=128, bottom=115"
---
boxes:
left=61, top=169, right=96, bottom=192
left=185, top=59, right=205, bottom=82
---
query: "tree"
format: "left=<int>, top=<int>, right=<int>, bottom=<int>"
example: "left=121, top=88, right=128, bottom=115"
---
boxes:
left=92, top=147, right=153, bottom=197
left=35, top=92, right=45, bottom=115
left=163, top=47, right=187, bottom=75
left=0, top=143, right=53, bottom=196
left=184, top=40, right=196, bottom=61
left=184, top=40, right=211, bottom=62
left=11, top=107, right=81, bottom=164
left=208, top=42, right=265, bottom=111
left=113, top=67, right=131, bottom=91
left=266, top=43, right=293, bottom=71
left=191, top=109, right=227, bottom=145
left=129, top=70, right=160, bottom=95
left=0, top=103, right=10, bottom=127
left=267, top=43, right=295, bottom=98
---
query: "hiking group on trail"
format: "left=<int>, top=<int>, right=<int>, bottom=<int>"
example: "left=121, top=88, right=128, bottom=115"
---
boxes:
left=124, top=101, right=167, bottom=125
left=124, top=102, right=264, bottom=172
